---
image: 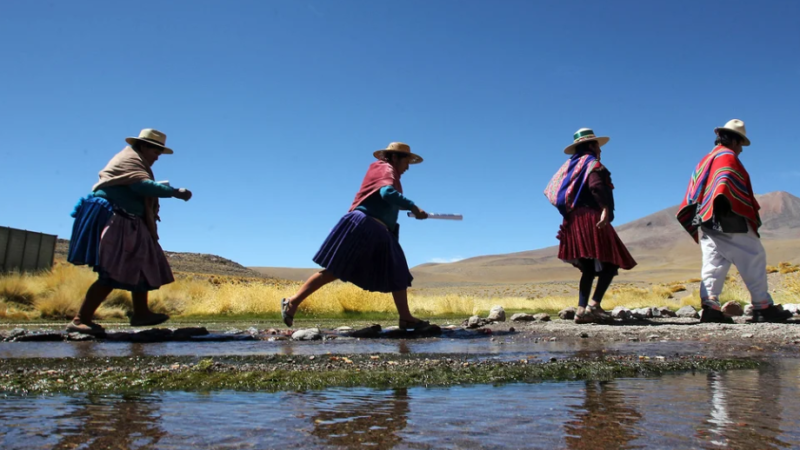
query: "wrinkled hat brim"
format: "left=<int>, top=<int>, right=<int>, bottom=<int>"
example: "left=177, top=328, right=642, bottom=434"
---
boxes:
left=714, top=127, right=750, bottom=146
left=126, top=137, right=174, bottom=154
left=563, top=136, right=610, bottom=155
left=373, top=149, right=423, bottom=164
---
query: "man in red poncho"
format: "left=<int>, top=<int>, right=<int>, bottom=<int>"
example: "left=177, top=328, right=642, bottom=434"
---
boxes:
left=280, top=142, right=432, bottom=331
left=676, top=119, right=792, bottom=323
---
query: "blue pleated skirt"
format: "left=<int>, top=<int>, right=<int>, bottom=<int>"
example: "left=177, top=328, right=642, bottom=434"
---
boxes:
left=67, top=195, right=174, bottom=292
left=313, top=211, right=413, bottom=293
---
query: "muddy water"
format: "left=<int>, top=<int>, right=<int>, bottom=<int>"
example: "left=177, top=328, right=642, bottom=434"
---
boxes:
left=2, top=359, right=798, bottom=449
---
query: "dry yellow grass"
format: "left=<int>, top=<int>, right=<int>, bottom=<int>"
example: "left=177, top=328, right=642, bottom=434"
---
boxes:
left=4, top=263, right=800, bottom=320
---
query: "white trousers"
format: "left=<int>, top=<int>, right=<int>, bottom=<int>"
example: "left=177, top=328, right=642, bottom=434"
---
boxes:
left=700, top=226, right=773, bottom=310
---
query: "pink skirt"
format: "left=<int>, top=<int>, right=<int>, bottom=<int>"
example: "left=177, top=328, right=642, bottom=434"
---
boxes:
left=557, top=207, right=637, bottom=271
left=97, top=212, right=174, bottom=292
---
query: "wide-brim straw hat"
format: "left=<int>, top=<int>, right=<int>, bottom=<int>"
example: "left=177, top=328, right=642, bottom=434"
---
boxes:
left=125, top=128, right=174, bottom=154
left=714, top=119, right=750, bottom=146
left=373, top=142, right=423, bottom=164
left=563, top=128, right=610, bottom=155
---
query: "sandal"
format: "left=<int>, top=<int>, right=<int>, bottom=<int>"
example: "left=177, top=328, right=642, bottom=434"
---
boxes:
left=399, top=319, right=430, bottom=331
left=66, top=319, right=106, bottom=336
left=129, top=313, right=170, bottom=327
left=281, top=298, right=294, bottom=327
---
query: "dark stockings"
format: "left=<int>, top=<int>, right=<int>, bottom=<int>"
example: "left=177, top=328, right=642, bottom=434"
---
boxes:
left=577, top=259, right=618, bottom=307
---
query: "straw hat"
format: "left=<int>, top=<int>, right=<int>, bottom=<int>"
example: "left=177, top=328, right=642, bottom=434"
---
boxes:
left=563, top=128, right=610, bottom=155
left=714, top=119, right=750, bottom=146
left=125, top=129, right=174, bottom=155
left=373, top=142, right=423, bottom=164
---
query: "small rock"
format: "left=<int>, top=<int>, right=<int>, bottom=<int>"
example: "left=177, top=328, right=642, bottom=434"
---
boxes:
left=292, top=328, right=322, bottom=341
left=335, top=326, right=354, bottom=332
left=8, top=328, right=27, bottom=340
left=578, top=332, right=589, bottom=339
left=508, top=327, right=515, bottom=332
left=612, top=307, right=632, bottom=320
left=658, top=307, right=677, bottom=317
left=676, top=306, right=700, bottom=319
left=487, top=305, right=506, bottom=322
left=650, top=307, right=663, bottom=318
left=722, top=302, right=744, bottom=317
left=549, top=337, right=557, bottom=342
left=510, top=313, right=536, bottom=322
left=464, top=316, right=492, bottom=329
left=742, top=333, right=754, bottom=339
left=246, top=327, right=260, bottom=335
left=744, top=305, right=754, bottom=316
left=533, top=313, right=551, bottom=322
left=647, top=334, right=660, bottom=341
left=559, top=307, right=576, bottom=320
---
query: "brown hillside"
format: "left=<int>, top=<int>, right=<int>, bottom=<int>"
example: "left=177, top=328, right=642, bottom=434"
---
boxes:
left=54, top=239, right=266, bottom=278
left=410, top=191, right=800, bottom=286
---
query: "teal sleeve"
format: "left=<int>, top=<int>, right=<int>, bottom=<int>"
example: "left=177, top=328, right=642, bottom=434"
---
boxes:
left=129, top=180, right=176, bottom=198
left=379, top=186, right=415, bottom=209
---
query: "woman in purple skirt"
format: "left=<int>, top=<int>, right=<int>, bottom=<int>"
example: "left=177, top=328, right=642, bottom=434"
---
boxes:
left=281, top=142, right=430, bottom=330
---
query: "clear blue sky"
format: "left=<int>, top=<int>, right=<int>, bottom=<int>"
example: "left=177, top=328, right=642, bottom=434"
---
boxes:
left=1, top=0, right=799, bottom=268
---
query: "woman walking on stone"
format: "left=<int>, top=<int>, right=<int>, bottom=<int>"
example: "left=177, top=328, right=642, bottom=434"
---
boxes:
left=545, top=128, right=636, bottom=323
left=66, top=129, right=192, bottom=334
left=281, top=142, right=431, bottom=330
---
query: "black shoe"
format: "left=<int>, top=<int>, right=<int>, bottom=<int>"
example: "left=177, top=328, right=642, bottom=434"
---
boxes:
left=700, top=307, right=734, bottom=324
left=748, top=305, right=793, bottom=323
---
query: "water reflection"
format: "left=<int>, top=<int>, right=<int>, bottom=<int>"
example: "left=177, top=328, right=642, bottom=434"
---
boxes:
left=308, top=388, right=410, bottom=448
left=697, top=366, right=790, bottom=449
left=564, top=380, right=643, bottom=449
left=51, top=394, right=165, bottom=449
left=1, top=361, right=799, bottom=449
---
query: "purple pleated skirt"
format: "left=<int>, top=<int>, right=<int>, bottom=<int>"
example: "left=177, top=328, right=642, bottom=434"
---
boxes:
left=313, top=211, right=413, bottom=293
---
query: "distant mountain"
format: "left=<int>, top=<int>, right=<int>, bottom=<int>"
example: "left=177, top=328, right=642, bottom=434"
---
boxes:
left=410, top=191, right=800, bottom=286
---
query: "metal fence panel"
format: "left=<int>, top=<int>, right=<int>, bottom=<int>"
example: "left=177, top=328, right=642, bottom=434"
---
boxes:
left=38, top=234, right=57, bottom=271
left=0, top=226, right=58, bottom=273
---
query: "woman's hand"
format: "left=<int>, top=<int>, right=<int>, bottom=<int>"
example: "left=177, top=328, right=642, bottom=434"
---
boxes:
left=173, top=188, right=193, bottom=201
left=410, top=205, right=428, bottom=220
left=596, top=207, right=609, bottom=229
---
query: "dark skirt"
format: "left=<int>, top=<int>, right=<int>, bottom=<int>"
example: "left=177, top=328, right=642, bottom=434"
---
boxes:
left=558, top=207, right=637, bottom=272
left=313, top=210, right=413, bottom=293
left=67, top=195, right=174, bottom=292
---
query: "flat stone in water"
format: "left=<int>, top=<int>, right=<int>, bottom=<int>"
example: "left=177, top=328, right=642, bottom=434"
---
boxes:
left=172, top=327, right=210, bottom=340
left=65, top=332, right=96, bottom=342
left=345, top=325, right=382, bottom=338
left=14, top=332, right=65, bottom=342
